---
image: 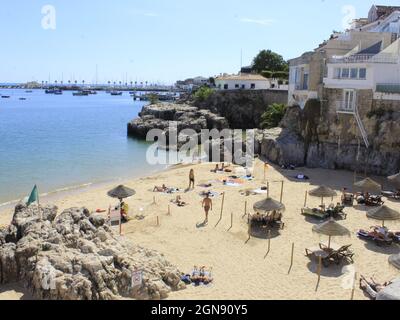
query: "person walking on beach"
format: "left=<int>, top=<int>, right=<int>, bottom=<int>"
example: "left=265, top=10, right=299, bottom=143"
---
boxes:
left=202, top=193, right=213, bottom=224
left=188, top=169, right=195, bottom=190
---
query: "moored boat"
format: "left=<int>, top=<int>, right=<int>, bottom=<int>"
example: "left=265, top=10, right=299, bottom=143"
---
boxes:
left=110, top=91, right=123, bottom=96
left=73, top=91, right=89, bottom=96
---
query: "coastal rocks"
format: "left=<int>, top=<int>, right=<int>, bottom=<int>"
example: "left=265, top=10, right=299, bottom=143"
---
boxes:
left=0, top=204, right=185, bottom=300
left=127, top=103, right=229, bottom=141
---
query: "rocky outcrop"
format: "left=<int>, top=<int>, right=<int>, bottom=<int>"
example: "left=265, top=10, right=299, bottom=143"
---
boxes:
left=127, top=103, right=229, bottom=140
left=259, top=98, right=400, bottom=175
left=196, top=89, right=288, bottom=129
left=0, top=204, right=185, bottom=300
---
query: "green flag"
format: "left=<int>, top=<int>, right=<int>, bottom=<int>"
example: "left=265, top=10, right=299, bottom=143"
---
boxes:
left=27, top=185, right=39, bottom=206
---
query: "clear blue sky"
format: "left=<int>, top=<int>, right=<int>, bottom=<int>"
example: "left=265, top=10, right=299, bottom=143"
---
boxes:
left=0, top=0, right=396, bottom=84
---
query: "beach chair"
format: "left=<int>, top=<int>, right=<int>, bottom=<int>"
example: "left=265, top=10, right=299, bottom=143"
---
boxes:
left=301, top=207, right=329, bottom=220
left=319, top=243, right=354, bottom=264
left=365, top=195, right=384, bottom=207
left=327, top=205, right=347, bottom=220
left=305, top=246, right=335, bottom=267
left=382, top=191, right=400, bottom=200
left=357, top=229, right=393, bottom=246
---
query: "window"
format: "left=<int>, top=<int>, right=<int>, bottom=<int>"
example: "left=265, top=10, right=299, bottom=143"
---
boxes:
left=241, top=84, right=246, bottom=89
left=350, top=68, right=358, bottom=79
left=359, top=68, right=367, bottom=79
left=302, top=74, right=309, bottom=90
left=224, top=84, right=229, bottom=90
left=343, top=89, right=356, bottom=111
left=341, top=68, right=350, bottom=78
left=235, top=84, right=240, bottom=89
left=334, top=68, right=341, bottom=79
left=250, top=83, right=256, bottom=89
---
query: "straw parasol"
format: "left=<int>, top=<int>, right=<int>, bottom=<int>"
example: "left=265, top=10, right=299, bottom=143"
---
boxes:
left=107, top=185, right=136, bottom=202
left=309, top=186, right=337, bottom=205
left=312, top=218, right=351, bottom=249
left=367, top=205, right=400, bottom=227
left=354, top=178, right=382, bottom=194
left=389, top=254, right=400, bottom=271
left=388, top=173, right=400, bottom=188
left=253, top=197, right=285, bottom=213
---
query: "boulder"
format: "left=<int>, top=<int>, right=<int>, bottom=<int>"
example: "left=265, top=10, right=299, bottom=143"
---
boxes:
left=0, top=204, right=185, bottom=300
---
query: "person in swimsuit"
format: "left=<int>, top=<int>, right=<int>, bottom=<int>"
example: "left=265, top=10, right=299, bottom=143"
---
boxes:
left=189, top=169, right=195, bottom=190
left=202, top=193, right=213, bottom=224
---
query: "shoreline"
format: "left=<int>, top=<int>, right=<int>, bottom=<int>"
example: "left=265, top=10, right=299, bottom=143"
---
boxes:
left=1, top=159, right=399, bottom=300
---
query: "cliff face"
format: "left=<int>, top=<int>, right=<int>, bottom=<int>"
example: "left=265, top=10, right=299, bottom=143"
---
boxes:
left=260, top=95, right=400, bottom=176
left=195, top=89, right=288, bottom=129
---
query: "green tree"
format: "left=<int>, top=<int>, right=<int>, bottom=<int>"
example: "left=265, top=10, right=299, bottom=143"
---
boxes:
left=194, top=86, right=214, bottom=102
left=148, top=93, right=159, bottom=105
left=253, top=50, right=288, bottom=74
left=260, top=103, right=287, bottom=129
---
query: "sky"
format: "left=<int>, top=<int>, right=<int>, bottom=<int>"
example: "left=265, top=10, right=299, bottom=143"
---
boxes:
left=0, top=0, right=397, bottom=84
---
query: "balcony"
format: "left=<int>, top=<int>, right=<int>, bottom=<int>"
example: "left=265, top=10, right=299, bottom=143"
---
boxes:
left=335, top=101, right=355, bottom=114
left=376, top=83, right=400, bottom=94
left=329, top=53, right=398, bottom=64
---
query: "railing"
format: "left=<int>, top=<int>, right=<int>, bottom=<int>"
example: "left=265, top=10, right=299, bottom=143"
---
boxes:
left=329, top=53, right=398, bottom=64
left=376, top=83, right=400, bottom=94
left=336, top=101, right=355, bottom=113
left=335, top=101, right=369, bottom=148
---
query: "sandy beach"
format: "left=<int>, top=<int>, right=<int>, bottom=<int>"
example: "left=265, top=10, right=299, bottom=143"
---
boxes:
left=1, top=159, right=399, bottom=300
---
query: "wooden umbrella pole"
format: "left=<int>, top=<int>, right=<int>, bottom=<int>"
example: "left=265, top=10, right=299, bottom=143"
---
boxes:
left=242, top=201, right=247, bottom=218
left=351, top=272, right=358, bottom=300
left=267, top=182, right=270, bottom=198
left=288, top=242, right=295, bottom=274
left=316, top=255, right=322, bottom=290
left=328, top=236, right=332, bottom=249
left=280, top=181, right=284, bottom=203
left=304, top=191, right=308, bottom=208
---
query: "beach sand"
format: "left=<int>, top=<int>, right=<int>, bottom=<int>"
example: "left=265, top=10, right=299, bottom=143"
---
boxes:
left=0, top=159, right=399, bottom=300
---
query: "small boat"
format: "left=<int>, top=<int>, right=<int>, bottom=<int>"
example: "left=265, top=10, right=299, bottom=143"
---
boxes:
left=73, top=91, right=89, bottom=96
left=19, top=98, right=27, bottom=100
left=110, top=91, right=123, bottom=96
left=45, top=89, right=56, bottom=94
left=1, top=95, right=10, bottom=99
left=54, top=90, right=63, bottom=95
left=25, top=90, right=33, bottom=93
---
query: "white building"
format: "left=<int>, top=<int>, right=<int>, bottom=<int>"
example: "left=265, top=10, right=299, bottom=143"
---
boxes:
left=215, top=73, right=286, bottom=90
left=324, top=39, right=400, bottom=112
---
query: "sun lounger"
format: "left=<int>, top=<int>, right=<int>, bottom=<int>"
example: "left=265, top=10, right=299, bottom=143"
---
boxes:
left=341, top=193, right=354, bottom=206
left=306, top=244, right=352, bottom=267
left=382, top=191, right=400, bottom=200
left=319, top=243, right=354, bottom=264
left=357, top=229, right=393, bottom=246
left=301, top=207, right=329, bottom=220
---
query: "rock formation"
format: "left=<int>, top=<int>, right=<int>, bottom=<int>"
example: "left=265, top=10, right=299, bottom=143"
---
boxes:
left=0, top=204, right=185, bottom=300
left=259, top=99, right=400, bottom=175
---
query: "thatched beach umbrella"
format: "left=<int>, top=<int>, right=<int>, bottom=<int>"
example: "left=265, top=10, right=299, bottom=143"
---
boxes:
left=367, top=205, right=400, bottom=227
left=388, top=173, right=400, bottom=188
left=107, top=185, right=136, bottom=201
left=389, top=254, right=400, bottom=271
left=309, top=186, right=337, bottom=205
left=253, top=197, right=285, bottom=213
left=354, top=178, right=382, bottom=194
left=312, top=218, right=351, bottom=249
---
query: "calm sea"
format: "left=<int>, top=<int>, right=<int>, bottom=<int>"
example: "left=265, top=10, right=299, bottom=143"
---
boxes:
left=0, top=89, right=166, bottom=205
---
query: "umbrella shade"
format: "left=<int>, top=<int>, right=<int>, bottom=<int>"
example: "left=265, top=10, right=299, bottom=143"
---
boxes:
left=253, top=197, right=285, bottom=213
left=354, top=178, right=382, bottom=193
left=389, top=254, right=400, bottom=271
left=312, top=218, right=351, bottom=237
left=367, top=206, right=400, bottom=222
left=309, top=186, right=337, bottom=198
left=388, top=173, right=400, bottom=187
left=107, top=185, right=136, bottom=200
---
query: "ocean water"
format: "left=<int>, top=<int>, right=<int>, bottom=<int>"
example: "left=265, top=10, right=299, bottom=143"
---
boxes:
left=0, top=89, right=165, bottom=204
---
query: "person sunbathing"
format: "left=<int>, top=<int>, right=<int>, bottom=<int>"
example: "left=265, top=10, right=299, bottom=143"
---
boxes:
left=172, top=195, right=187, bottom=207
left=211, top=164, right=220, bottom=173
left=153, top=184, right=167, bottom=192
left=360, top=275, right=392, bottom=300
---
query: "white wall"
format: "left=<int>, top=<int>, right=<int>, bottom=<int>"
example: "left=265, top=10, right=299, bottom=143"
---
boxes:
left=215, top=79, right=270, bottom=90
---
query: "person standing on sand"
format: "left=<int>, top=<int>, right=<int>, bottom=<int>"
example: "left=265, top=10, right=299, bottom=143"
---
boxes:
left=202, top=193, right=213, bottom=224
left=189, top=169, right=195, bottom=189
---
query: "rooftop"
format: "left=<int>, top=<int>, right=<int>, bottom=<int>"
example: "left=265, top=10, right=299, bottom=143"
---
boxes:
left=215, top=73, right=268, bottom=81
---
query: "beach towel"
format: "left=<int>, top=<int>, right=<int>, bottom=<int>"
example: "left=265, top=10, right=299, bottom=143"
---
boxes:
left=199, top=191, right=219, bottom=198
left=295, top=174, right=310, bottom=180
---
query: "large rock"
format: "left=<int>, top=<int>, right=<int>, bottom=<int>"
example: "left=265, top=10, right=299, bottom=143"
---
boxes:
left=127, top=103, right=229, bottom=140
left=0, top=204, right=185, bottom=300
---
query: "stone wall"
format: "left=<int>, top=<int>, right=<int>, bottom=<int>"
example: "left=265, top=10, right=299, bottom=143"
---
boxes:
left=196, top=89, right=288, bottom=129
